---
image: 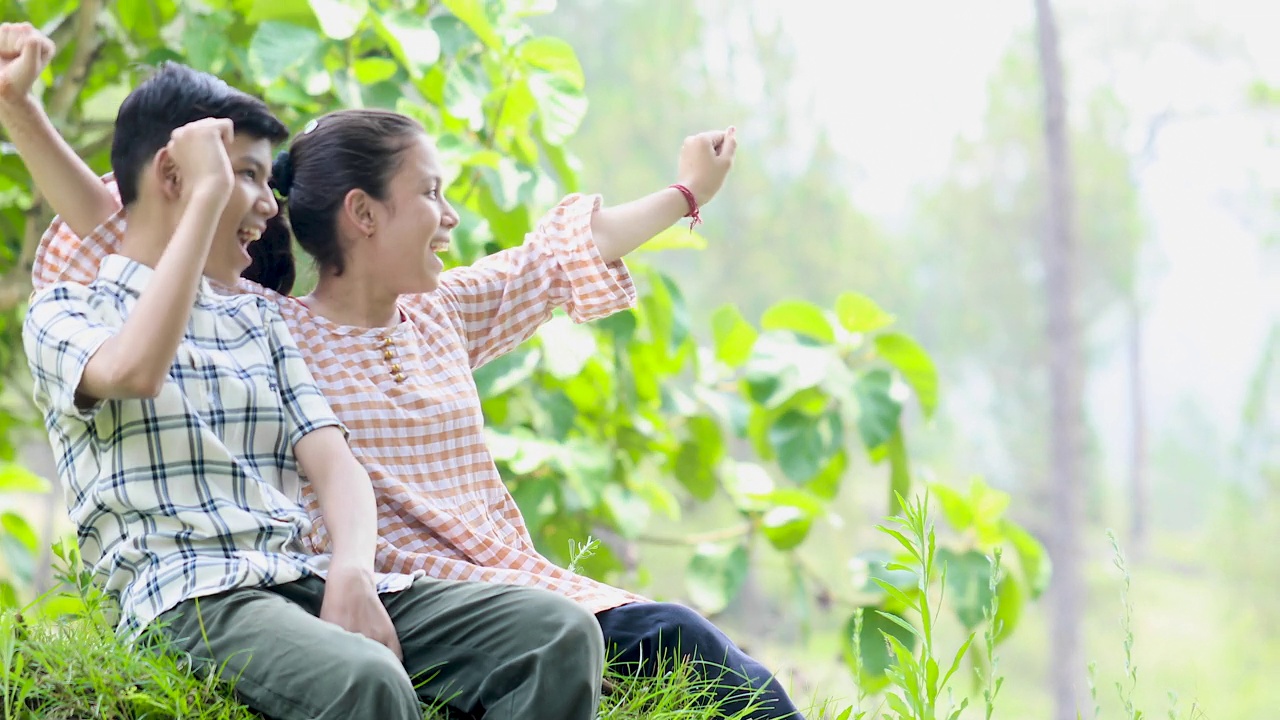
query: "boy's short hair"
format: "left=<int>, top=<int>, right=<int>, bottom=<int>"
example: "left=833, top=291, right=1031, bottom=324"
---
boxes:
left=111, top=62, right=289, bottom=207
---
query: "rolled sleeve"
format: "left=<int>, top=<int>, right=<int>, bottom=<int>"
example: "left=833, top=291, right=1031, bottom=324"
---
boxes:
left=23, top=284, right=115, bottom=421
left=262, top=301, right=346, bottom=447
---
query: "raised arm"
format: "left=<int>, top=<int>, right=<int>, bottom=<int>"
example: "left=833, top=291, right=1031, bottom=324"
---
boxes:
left=425, top=127, right=738, bottom=368
left=590, top=127, right=737, bottom=262
left=75, top=119, right=234, bottom=401
left=0, top=23, right=118, bottom=239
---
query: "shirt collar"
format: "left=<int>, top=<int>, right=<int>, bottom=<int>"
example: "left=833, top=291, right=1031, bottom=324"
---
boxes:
left=99, top=254, right=217, bottom=299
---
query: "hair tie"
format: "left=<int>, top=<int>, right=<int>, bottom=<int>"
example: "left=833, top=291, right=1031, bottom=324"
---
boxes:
left=272, top=150, right=294, bottom=198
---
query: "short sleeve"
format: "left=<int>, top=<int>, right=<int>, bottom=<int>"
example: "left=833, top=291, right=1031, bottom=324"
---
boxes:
left=23, top=284, right=116, bottom=421
left=262, top=300, right=346, bottom=447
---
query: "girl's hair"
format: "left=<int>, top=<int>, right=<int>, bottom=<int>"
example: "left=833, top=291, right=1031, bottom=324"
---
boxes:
left=244, top=109, right=426, bottom=294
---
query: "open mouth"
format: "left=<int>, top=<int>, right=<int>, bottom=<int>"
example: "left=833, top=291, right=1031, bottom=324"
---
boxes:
left=429, top=239, right=450, bottom=253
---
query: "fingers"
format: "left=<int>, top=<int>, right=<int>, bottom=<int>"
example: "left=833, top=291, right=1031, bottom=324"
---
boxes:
left=719, top=126, right=738, bottom=160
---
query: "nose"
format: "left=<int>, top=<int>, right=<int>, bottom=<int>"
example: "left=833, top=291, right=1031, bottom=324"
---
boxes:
left=441, top=199, right=459, bottom=230
left=260, top=185, right=279, bottom=218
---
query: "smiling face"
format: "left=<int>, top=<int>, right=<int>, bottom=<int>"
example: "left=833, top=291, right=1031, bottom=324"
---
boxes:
left=357, top=133, right=459, bottom=294
left=202, top=134, right=279, bottom=286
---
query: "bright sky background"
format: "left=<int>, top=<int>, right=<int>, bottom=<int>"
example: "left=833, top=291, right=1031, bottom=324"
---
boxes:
left=751, top=0, right=1278, bottom=479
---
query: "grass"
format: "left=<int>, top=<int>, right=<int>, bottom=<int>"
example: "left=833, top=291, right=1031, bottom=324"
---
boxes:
left=0, top=604, right=780, bottom=720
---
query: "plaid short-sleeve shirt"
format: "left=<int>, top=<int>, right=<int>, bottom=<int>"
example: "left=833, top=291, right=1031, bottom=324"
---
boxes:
left=24, top=255, right=414, bottom=638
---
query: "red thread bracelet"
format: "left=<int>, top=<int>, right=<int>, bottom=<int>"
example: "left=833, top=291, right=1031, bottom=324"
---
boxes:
left=669, top=184, right=701, bottom=230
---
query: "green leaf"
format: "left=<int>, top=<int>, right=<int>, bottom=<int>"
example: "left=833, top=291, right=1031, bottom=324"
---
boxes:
left=761, top=505, right=813, bottom=551
left=874, top=332, right=939, bottom=418
left=510, top=0, right=557, bottom=15
left=181, top=12, right=233, bottom=74
left=248, top=22, right=322, bottom=85
left=851, top=550, right=917, bottom=603
left=852, top=370, right=901, bottom=452
left=1, top=512, right=37, bottom=552
left=842, top=607, right=918, bottom=681
left=444, top=60, right=488, bottom=129
left=0, top=534, right=33, bottom=585
left=602, top=484, right=650, bottom=539
left=929, top=482, right=974, bottom=531
left=937, top=549, right=994, bottom=630
left=247, top=0, right=317, bottom=25
left=440, top=0, right=501, bottom=49
left=633, top=224, right=708, bottom=253
left=761, top=300, right=836, bottom=344
left=472, top=346, right=539, bottom=398
left=115, top=0, right=177, bottom=40
left=673, top=416, right=724, bottom=501
left=374, top=11, right=442, bottom=77
left=307, top=0, right=367, bottom=39
left=1001, top=520, right=1052, bottom=599
left=353, top=57, right=399, bottom=84
left=686, top=542, right=749, bottom=614
left=807, top=448, right=847, bottom=500
left=994, top=572, right=1024, bottom=642
left=528, top=71, right=587, bottom=144
left=836, top=292, right=895, bottom=333
left=0, top=464, right=49, bottom=493
left=743, top=334, right=834, bottom=409
left=767, top=409, right=843, bottom=484
left=518, top=37, right=585, bottom=89
left=710, top=304, right=757, bottom=368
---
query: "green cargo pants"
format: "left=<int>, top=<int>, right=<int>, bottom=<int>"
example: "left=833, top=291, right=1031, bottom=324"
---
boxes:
left=153, top=576, right=605, bottom=719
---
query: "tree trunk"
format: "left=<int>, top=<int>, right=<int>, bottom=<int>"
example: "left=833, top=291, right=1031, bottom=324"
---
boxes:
left=1033, top=1, right=1088, bottom=718
left=1128, top=296, right=1148, bottom=557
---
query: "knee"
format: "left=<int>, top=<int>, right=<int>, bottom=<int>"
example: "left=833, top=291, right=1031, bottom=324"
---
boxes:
left=340, top=643, right=419, bottom=711
left=521, top=591, right=606, bottom=674
left=648, top=604, right=726, bottom=659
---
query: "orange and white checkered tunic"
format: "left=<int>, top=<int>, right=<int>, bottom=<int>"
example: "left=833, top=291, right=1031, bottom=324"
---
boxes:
left=33, top=176, right=647, bottom=614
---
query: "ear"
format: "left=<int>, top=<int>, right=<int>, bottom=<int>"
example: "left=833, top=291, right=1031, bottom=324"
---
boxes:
left=342, top=188, right=378, bottom=236
left=153, top=148, right=183, bottom=202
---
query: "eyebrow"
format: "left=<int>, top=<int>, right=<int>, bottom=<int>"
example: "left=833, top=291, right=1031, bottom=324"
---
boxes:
left=234, top=156, right=270, bottom=177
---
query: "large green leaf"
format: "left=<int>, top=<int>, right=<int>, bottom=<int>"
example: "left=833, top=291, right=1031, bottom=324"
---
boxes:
left=842, top=607, right=918, bottom=687
left=1001, top=519, right=1052, bottom=599
left=874, top=332, right=938, bottom=417
left=440, top=0, right=501, bottom=49
left=710, top=304, right=757, bottom=368
left=938, top=548, right=994, bottom=630
left=443, top=59, right=488, bottom=129
left=686, top=542, right=749, bottom=614
left=518, top=36, right=584, bottom=89
left=632, top=225, right=708, bottom=254
left=929, top=482, right=974, bottom=531
left=115, top=0, right=178, bottom=41
left=994, top=572, right=1024, bottom=642
left=835, top=292, right=895, bottom=334
left=761, top=505, right=813, bottom=551
left=743, top=334, right=834, bottom=409
left=761, top=300, right=835, bottom=344
left=528, top=70, right=587, bottom=144
left=0, top=463, right=49, bottom=493
left=374, top=11, right=442, bottom=77
left=248, top=21, right=322, bottom=85
left=767, top=408, right=843, bottom=484
left=307, top=0, right=367, bottom=40
left=852, top=370, right=901, bottom=452
left=473, top=346, right=539, bottom=397
left=353, top=57, right=398, bottom=84
left=673, top=415, right=724, bottom=501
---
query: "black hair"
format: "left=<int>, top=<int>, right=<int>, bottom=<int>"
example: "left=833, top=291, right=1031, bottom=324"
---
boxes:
left=110, top=62, right=289, bottom=207
left=246, top=109, right=425, bottom=293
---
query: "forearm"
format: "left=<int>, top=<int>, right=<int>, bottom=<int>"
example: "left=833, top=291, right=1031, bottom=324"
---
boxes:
left=78, top=187, right=226, bottom=399
left=296, top=429, right=378, bottom=574
left=0, top=96, right=118, bottom=238
left=589, top=186, right=690, bottom=263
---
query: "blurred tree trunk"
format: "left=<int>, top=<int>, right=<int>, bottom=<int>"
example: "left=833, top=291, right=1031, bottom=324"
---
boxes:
left=1033, top=0, right=1087, bottom=718
left=1128, top=297, right=1149, bottom=557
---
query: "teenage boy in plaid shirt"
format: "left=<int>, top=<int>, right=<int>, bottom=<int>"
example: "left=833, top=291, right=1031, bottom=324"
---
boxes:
left=2, top=24, right=603, bottom=720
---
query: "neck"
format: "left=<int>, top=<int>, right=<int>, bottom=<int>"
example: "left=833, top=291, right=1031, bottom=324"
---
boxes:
left=118, top=212, right=175, bottom=272
left=307, top=270, right=401, bottom=328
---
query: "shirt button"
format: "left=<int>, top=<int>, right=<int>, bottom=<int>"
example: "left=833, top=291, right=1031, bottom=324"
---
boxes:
left=394, top=373, right=406, bottom=383
left=383, top=349, right=394, bottom=360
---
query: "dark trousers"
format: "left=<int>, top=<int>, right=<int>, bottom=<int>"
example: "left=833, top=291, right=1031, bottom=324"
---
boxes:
left=597, top=602, right=804, bottom=719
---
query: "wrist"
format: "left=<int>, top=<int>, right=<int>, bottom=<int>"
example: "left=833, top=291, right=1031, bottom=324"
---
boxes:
left=0, top=94, right=42, bottom=126
left=328, top=554, right=376, bottom=582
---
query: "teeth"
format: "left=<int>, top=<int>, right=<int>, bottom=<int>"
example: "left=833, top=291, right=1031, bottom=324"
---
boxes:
left=238, top=229, right=262, bottom=243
